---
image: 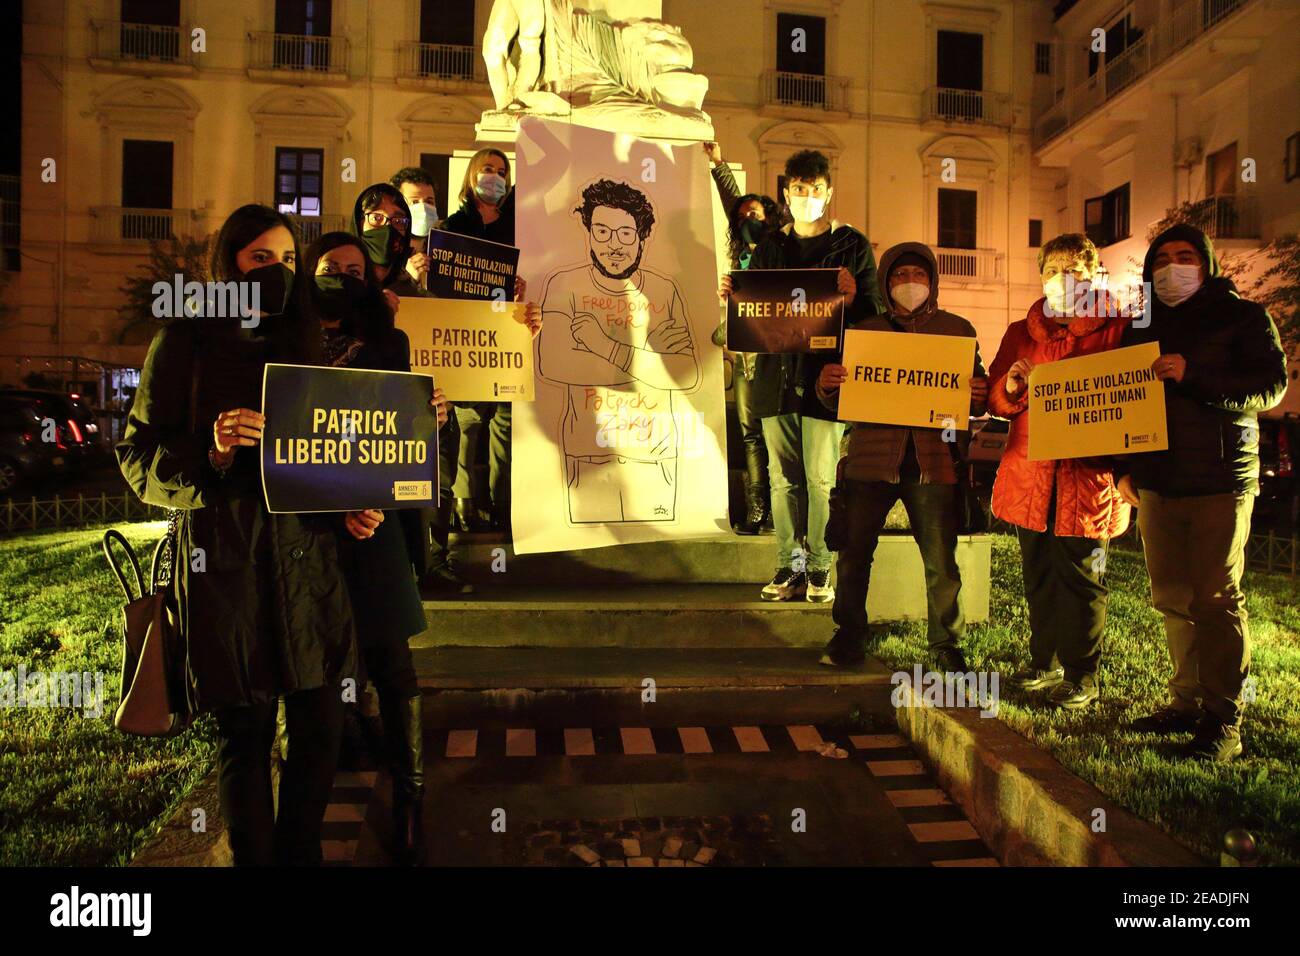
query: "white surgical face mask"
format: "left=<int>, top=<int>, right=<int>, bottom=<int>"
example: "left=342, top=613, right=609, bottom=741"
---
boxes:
left=787, top=195, right=826, bottom=224
left=1153, top=263, right=1203, bottom=307
left=408, top=202, right=434, bottom=237
left=475, top=172, right=508, bottom=204
left=891, top=282, right=929, bottom=312
left=1043, top=274, right=1091, bottom=317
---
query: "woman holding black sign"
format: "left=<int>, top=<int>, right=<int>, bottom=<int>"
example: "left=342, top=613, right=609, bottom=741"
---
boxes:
left=302, top=230, right=450, bottom=864
left=438, top=148, right=524, bottom=534
left=116, top=204, right=376, bottom=866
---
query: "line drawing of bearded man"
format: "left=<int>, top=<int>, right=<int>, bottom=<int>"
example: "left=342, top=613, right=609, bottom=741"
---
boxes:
left=537, top=178, right=700, bottom=524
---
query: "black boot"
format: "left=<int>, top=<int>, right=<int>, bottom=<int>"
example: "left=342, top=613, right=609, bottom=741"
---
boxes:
left=453, top=497, right=486, bottom=532
left=733, top=485, right=768, bottom=535
left=381, top=694, right=425, bottom=865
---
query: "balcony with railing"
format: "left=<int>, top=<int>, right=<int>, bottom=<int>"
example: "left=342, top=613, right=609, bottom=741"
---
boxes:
left=924, top=87, right=1012, bottom=128
left=1175, top=193, right=1260, bottom=241
left=288, top=213, right=348, bottom=245
left=396, top=41, right=486, bottom=87
left=90, top=207, right=197, bottom=245
left=89, top=20, right=193, bottom=73
left=247, top=32, right=349, bottom=81
left=1034, top=0, right=1255, bottom=148
left=761, top=70, right=850, bottom=115
left=935, top=247, right=1000, bottom=283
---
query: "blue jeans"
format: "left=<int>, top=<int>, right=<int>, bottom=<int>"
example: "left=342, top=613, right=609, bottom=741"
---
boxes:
left=761, top=413, right=844, bottom=572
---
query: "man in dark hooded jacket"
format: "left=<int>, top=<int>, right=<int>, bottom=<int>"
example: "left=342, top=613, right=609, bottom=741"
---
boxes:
left=1118, top=223, right=1288, bottom=761
left=814, top=242, right=987, bottom=670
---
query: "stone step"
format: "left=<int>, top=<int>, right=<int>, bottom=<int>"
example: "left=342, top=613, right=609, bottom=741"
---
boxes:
left=443, top=531, right=987, bottom=587
left=416, top=583, right=836, bottom=648
left=410, top=646, right=898, bottom=726
left=419, top=535, right=991, bottom=648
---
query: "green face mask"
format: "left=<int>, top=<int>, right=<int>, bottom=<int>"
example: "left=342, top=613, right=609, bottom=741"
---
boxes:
left=362, top=226, right=393, bottom=266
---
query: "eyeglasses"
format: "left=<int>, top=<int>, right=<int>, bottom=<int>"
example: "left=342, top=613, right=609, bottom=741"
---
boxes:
left=363, top=210, right=410, bottom=232
left=590, top=224, right=638, bottom=245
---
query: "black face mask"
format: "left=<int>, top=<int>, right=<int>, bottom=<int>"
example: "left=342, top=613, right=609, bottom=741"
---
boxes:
left=314, top=273, right=368, bottom=321
left=362, top=226, right=394, bottom=266
left=739, top=217, right=767, bottom=246
left=244, top=262, right=294, bottom=316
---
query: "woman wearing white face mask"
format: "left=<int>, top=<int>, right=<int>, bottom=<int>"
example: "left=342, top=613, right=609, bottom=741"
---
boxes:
left=439, top=148, right=527, bottom=535
left=813, top=243, right=988, bottom=672
left=986, top=233, right=1132, bottom=712
left=1117, top=224, right=1288, bottom=761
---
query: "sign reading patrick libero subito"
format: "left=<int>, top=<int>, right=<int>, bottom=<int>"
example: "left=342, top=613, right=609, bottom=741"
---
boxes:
left=396, top=297, right=535, bottom=402
left=1027, top=342, right=1168, bottom=461
left=260, top=364, right=439, bottom=513
left=837, top=328, right=977, bottom=430
left=726, top=268, right=845, bottom=353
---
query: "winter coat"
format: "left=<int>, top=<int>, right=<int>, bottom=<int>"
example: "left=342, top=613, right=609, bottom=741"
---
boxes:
left=986, top=296, right=1132, bottom=538
left=747, top=221, right=884, bottom=421
left=1118, top=223, right=1289, bottom=497
left=116, top=318, right=357, bottom=713
left=439, top=188, right=516, bottom=246
left=817, top=242, right=987, bottom=484
left=324, top=326, right=428, bottom=646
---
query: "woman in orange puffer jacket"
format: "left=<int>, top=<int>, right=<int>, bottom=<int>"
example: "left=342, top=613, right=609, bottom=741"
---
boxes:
left=986, top=233, right=1132, bottom=710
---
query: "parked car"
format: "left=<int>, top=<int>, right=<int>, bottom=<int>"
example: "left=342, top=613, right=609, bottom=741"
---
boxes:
left=0, top=388, right=104, bottom=470
left=0, top=397, right=70, bottom=494
left=1256, top=414, right=1299, bottom=533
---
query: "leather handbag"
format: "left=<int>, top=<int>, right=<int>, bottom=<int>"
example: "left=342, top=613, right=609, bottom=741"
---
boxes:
left=102, top=516, right=191, bottom=736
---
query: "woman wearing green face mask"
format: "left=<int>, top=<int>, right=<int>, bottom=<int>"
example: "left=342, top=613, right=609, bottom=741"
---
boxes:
left=303, top=230, right=451, bottom=863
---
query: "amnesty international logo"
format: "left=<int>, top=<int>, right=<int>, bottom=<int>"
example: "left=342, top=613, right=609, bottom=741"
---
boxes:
left=393, top=481, right=433, bottom=501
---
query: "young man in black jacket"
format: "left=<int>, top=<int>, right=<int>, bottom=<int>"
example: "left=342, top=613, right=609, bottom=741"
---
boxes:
left=1118, top=224, right=1288, bottom=761
left=722, top=150, right=883, bottom=603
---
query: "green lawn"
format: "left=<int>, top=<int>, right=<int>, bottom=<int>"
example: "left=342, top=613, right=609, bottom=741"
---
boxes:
left=0, top=523, right=217, bottom=866
left=2, top=522, right=1297, bottom=866
left=869, top=532, right=1300, bottom=866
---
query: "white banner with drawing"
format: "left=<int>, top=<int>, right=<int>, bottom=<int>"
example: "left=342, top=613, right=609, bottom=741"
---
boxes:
left=511, top=116, right=728, bottom=555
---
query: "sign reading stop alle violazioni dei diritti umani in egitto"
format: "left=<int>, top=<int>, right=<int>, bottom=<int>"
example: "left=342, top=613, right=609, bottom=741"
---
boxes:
left=1027, top=342, right=1169, bottom=461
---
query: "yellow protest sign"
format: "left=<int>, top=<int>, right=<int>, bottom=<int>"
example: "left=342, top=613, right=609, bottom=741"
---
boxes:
left=1027, top=342, right=1167, bottom=461
left=396, top=297, right=535, bottom=403
left=837, top=328, right=976, bottom=430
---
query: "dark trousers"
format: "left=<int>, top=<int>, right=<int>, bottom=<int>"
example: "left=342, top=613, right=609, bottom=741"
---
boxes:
left=831, top=479, right=964, bottom=649
left=453, top=401, right=510, bottom=511
left=423, top=410, right=460, bottom=570
left=1015, top=509, right=1108, bottom=683
left=215, top=686, right=344, bottom=866
left=733, top=370, right=768, bottom=491
left=362, top=637, right=419, bottom=702
left=1137, top=490, right=1253, bottom=726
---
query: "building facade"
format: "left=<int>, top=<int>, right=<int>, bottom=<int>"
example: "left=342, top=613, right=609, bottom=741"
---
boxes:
left=6, top=0, right=1298, bottom=405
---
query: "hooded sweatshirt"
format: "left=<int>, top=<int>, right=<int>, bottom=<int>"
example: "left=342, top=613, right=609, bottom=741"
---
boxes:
left=817, top=241, right=986, bottom=484
left=350, top=184, right=414, bottom=290
left=1119, top=223, right=1288, bottom=497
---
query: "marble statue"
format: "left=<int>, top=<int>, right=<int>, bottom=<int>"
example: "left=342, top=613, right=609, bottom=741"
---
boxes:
left=480, top=0, right=713, bottom=141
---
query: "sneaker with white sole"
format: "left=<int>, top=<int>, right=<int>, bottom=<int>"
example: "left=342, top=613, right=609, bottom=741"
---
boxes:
left=805, top=568, right=834, bottom=603
left=761, top=568, right=806, bottom=601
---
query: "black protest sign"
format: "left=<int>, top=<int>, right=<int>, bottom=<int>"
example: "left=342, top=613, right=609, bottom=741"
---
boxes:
left=726, top=268, right=845, bottom=353
left=260, top=363, right=439, bottom=513
left=423, top=229, right=521, bottom=301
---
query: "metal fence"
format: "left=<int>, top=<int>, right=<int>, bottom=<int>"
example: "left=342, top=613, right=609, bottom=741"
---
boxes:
left=0, top=494, right=167, bottom=534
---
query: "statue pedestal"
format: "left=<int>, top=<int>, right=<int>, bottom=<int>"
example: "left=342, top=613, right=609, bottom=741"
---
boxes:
left=475, top=105, right=714, bottom=147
